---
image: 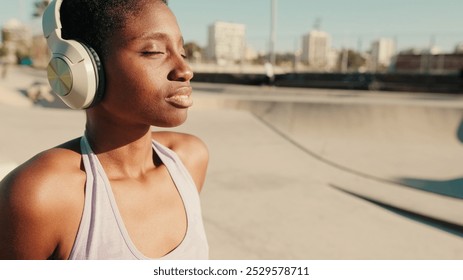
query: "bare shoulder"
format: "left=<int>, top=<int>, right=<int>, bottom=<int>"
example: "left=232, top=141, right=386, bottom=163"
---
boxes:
left=152, top=131, right=209, bottom=192
left=0, top=138, right=85, bottom=259
left=152, top=131, right=208, bottom=158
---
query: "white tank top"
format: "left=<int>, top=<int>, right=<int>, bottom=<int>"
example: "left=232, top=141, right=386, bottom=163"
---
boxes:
left=68, top=136, right=209, bottom=260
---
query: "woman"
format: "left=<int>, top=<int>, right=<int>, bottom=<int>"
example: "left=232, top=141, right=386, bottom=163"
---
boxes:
left=0, top=0, right=209, bottom=259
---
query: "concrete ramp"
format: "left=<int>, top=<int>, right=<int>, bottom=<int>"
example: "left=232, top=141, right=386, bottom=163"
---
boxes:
left=190, top=83, right=463, bottom=258
left=234, top=100, right=463, bottom=192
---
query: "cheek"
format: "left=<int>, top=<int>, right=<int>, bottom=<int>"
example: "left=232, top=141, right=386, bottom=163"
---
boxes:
left=101, top=55, right=187, bottom=127
left=105, top=62, right=157, bottom=102
left=108, top=61, right=143, bottom=89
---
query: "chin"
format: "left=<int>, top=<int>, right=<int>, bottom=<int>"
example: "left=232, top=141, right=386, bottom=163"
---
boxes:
left=154, top=112, right=188, bottom=128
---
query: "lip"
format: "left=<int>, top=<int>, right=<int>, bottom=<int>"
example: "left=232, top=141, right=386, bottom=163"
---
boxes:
left=165, top=86, right=193, bottom=109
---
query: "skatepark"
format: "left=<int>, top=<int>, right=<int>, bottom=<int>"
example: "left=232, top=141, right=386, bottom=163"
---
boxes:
left=1, top=65, right=462, bottom=259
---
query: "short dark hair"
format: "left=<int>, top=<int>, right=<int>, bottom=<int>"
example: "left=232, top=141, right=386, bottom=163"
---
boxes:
left=60, top=0, right=167, bottom=58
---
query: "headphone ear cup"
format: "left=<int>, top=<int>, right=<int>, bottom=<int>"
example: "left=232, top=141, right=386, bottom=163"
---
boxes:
left=43, top=0, right=104, bottom=109
left=80, top=43, right=105, bottom=107
left=46, top=39, right=102, bottom=109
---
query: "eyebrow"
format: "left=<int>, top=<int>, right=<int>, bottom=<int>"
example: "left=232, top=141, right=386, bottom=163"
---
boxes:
left=129, top=31, right=184, bottom=45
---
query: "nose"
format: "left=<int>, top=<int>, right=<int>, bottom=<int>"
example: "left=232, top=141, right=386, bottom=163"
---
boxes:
left=168, top=54, right=194, bottom=82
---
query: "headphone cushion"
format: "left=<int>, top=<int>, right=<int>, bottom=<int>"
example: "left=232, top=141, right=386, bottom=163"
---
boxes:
left=80, top=43, right=106, bottom=107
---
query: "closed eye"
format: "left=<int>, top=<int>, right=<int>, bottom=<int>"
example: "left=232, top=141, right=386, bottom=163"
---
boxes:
left=141, top=51, right=164, bottom=57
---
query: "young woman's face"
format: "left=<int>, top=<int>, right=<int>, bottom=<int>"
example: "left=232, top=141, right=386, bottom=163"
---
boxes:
left=101, top=1, right=194, bottom=128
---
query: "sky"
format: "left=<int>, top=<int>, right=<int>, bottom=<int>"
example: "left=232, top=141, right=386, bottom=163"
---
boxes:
left=1, top=0, right=462, bottom=53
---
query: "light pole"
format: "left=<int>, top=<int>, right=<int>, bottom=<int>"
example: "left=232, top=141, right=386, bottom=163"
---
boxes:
left=269, top=0, right=277, bottom=66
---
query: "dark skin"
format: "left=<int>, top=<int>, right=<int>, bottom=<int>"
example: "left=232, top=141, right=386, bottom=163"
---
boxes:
left=0, top=1, right=208, bottom=260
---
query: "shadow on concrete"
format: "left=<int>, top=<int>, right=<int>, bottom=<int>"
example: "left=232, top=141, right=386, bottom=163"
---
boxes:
left=331, top=184, right=463, bottom=238
left=457, top=117, right=463, bottom=143
left=397, top=118, right=463, bottom=200
left=396, top=177, right=463, bottom=199
left=34, top=96, right=68, bottom=109
left=18, top=82, right=68, bottom=109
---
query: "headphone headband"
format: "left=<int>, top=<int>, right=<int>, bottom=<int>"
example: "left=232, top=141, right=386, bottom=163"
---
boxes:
left=42, top=0, right=62, bottom=39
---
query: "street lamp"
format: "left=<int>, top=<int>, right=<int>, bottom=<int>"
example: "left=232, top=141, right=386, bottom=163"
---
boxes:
left=269, top=0, right=277, bottom=66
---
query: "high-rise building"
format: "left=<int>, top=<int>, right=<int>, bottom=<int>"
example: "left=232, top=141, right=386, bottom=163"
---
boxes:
left=301, top=30, right=331, bottom=69
left=454, top=42, right=463, bottom=54
left=206, top=21, right=246, bottom=64
left=370, top=38, right=396, bottom=71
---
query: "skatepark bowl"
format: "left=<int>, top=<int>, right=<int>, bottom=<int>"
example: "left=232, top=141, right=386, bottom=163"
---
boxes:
left=1, top=66, right=462, bottom=259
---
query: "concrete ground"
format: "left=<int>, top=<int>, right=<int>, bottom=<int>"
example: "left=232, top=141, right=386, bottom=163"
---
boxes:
left=1, top=65, right=462, bottom=259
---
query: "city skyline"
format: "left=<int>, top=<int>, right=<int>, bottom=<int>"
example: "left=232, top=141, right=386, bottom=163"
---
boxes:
left=1, top=0, right=463, bottom=54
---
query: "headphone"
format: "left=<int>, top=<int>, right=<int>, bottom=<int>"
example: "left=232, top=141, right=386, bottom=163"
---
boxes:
left=42, top=0, right=105, bottom=109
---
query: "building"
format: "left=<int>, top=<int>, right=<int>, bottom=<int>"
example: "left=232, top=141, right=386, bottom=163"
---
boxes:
left=301, top=30, right=331, bottom=69
left=206, top=21, right=246, bottom=65
left=455, top=42, right=463, bottom=54
left=1, top=19, right=32, bottom=64
left=393, top=53, right=463, bottom=74
left=369, top=38, right=396, bottom=72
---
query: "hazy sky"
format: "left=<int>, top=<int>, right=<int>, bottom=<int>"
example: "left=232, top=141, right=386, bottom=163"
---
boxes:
left=2, top=0, right=462, bottom=53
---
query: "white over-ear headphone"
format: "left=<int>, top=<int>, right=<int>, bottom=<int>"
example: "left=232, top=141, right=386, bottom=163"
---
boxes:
left=42, top=0, right=105, bottom=109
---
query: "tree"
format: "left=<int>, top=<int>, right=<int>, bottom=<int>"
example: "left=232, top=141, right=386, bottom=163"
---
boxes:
left=184, top=41, right=202, bottom=62
left=337, top=49, right=367, bottom=71
left=33, top=0, right=51, bottom=18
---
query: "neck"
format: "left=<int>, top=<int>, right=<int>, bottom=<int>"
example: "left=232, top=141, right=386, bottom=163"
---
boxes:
left=84, top=110, right=155, bottom=180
